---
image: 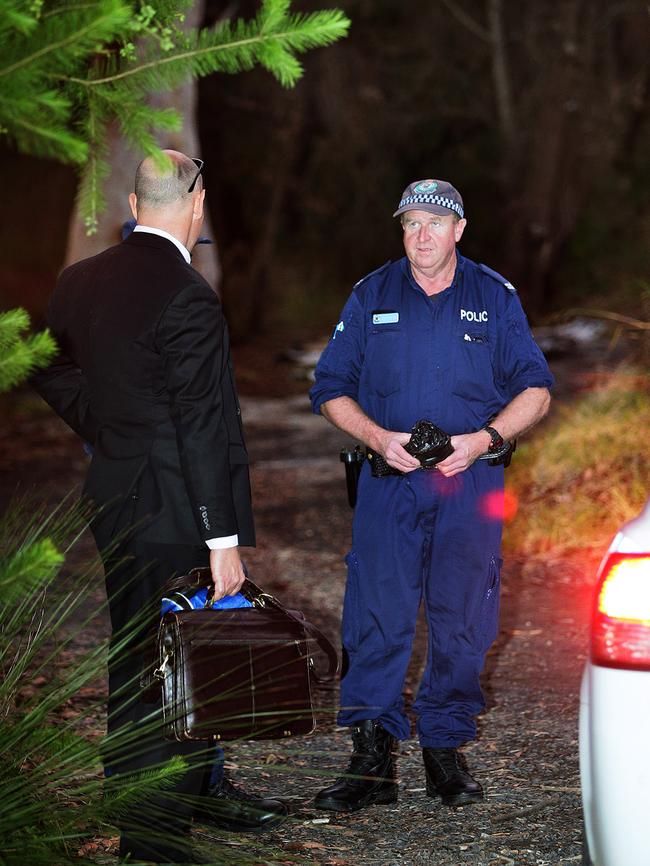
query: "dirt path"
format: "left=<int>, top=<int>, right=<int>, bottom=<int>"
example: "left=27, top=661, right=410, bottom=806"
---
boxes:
left=221, top=392, right=590, bottom=866
left=0, top=339, right=610, bottom=865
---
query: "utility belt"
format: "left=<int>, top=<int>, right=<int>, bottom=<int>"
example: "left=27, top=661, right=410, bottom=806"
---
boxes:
left=340, top=420, right=515, bottom=507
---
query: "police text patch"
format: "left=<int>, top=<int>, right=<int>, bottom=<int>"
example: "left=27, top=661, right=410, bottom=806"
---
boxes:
left=460, top=309, right=488, bottom=323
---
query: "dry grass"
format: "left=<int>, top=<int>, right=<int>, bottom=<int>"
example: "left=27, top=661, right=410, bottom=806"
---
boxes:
left=505, top=369, right=650, bottom=556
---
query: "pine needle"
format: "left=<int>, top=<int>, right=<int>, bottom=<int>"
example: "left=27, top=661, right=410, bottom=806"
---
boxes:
left=0, top=0, right=350, bottom=230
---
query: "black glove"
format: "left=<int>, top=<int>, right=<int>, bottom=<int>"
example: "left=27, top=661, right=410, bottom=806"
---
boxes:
left=403, top=419, right=454, bottom=469
left=368, top=419, right=453, bottom=476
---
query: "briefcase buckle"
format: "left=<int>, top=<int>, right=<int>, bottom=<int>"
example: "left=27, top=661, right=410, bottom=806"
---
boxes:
left=253, top=592, right=278, bottom=609
left=153, top=652, right=171, bottom=681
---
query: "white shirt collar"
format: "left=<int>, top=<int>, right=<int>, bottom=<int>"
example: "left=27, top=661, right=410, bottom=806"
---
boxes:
left=132, top=225, right=191, bottom=264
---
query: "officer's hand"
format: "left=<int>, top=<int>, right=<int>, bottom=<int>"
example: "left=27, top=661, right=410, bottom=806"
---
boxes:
left=436, top=432, right=487, bottom=478
left=379, top=431, right=420, bottom=473
left=209, top=546, right=246, bottom=600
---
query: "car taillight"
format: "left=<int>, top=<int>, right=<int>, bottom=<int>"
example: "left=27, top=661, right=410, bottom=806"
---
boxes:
left=591, top=553, right=650, bottom=670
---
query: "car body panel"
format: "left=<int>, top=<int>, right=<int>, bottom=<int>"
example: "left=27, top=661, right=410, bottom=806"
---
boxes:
left=580, top=664, right=650, bottom=865
left=580, top=497, right=650, bottom=866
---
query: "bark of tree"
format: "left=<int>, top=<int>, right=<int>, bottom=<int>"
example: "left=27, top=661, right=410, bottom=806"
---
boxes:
left=233, top=91, right=304, bottom=336
left=64, top=0, right=220, bottom=293
left=487, top=0, right=515, bottom=161
left=498, top=1, right=594, bottom=313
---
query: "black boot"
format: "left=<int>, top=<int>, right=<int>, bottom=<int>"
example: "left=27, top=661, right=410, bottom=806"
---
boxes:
left=194, top=772, right=289, bottom=833
left=314, top=720, right=398, bottom=812
left=423, top=747, right=484, bottom=806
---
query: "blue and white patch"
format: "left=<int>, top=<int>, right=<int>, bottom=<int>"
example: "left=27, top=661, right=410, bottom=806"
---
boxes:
left=372, top=311, right=400, bottom=325
left=332, top=320, right=345, bottom=339
left=395, top=192, right=464, bottom=219
left=414, top=180, right=438, bottom=194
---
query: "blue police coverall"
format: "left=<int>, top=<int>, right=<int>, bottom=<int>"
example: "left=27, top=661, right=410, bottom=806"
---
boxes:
left=310, top=254, right=554, bottom=747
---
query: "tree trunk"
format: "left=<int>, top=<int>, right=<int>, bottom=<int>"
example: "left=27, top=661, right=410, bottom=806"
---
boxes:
left=498, top=1, right=588, bottom=316
left=64, top=0, right=220, bottom=293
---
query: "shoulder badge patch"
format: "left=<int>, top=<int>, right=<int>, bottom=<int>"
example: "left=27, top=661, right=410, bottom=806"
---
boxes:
left=479, top=262, right=517, bottom=293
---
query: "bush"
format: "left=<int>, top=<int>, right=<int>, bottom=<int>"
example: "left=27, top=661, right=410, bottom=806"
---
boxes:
left=505, top=370, right=650, bottom=556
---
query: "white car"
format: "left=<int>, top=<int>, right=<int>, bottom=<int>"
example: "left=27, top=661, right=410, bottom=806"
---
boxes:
left=580, top=497, right=650, bottom=866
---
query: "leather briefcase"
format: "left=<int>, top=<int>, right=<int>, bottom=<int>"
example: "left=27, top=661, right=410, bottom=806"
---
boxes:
left=154, top=569, right=339, bottom=742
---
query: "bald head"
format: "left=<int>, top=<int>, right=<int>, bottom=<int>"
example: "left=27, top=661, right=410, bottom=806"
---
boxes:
left=134, top=149, right=202, bottom=209
left=129, top=149, right=206, bottom=251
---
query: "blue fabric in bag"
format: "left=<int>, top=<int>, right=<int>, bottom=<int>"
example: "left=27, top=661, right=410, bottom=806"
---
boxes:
left=161, top=587, right=253, bottom=616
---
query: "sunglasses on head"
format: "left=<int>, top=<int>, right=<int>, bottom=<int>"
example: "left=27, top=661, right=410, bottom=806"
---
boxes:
left=187, top=158, right=204, bottom=193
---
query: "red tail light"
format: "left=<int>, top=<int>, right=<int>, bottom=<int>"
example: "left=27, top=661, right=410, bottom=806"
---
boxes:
left=591, top=553, right=650, bottom=670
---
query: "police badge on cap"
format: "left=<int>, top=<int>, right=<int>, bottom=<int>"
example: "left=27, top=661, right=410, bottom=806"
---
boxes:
left=393, top=179, right=464, bottom=219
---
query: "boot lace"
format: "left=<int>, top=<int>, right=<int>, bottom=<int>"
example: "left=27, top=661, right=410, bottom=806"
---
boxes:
left=212, top=773, right=259, bottom=802
left=427, top=748, right=467, bottom=777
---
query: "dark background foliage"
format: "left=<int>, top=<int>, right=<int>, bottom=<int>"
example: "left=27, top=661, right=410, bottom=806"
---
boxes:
left=2, top=0, right=649, bottom=339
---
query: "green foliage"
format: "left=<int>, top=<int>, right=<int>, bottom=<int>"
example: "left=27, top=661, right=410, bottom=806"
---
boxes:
left=0, top=538, right=63, bottom=603
left=0, top=0, right=350, bottom=232
left=0, top=308, right=56, bottom=394
left=505, top=373, right=650, bottom=555
left=0, top=496, right=278, bottom=865
left=0, top=500, right=191, bottom=865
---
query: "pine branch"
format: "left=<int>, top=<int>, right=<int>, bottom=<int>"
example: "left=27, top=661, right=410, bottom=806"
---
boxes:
left=258, top=0, right=292, bottom=33
left=75, top=95, right=109, bottom=234
left=100, top=756, right=188, bottom=818
left=4, top=8, right=39, bottom=35
left=1, top=110, right=87, bottom=163
left=0, top=0, right=132, bottom=78
left=257, top=36, right=303, bottom=87
left=0, top=0, right=350, bottom=231
left=0, top=0, right=42, bottom=40
left=0, top=539, right=64, bottom=604
left=69, top=9, right=350, bottom=90
left=0, top=328, right=58, bottom=392
left=0, top=308, right=57, bottom=392
left=0, top=308, right=29, bottom=350
left=41, top=3, right=106, bottom=20
left=110, top=96, right=182, bottom=152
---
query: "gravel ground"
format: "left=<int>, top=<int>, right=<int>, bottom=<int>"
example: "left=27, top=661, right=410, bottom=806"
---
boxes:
left=213, top=393, right=591, bottom=866
left=0, top=345, right=602, bottom=866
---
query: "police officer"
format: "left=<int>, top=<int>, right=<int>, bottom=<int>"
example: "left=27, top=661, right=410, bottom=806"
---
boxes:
left=309, top=179, right=553, bottom=812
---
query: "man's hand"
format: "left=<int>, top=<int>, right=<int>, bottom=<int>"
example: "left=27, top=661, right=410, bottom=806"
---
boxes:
left=319, top=397, right=420, bottom=473
left=321, top=398, right=419, bottom=473
left=376, top=430, right=420, bottom=473
left=436, top=431, right=491, bottom=478
left=209, top=546, right=246, bottom=600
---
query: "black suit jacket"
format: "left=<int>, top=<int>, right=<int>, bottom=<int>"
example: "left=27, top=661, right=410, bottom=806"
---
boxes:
left=33, top=231, right=255, bottom=550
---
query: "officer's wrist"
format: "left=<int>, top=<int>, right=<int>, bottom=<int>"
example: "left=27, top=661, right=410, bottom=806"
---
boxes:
left=478, top=428, right=494, bottom=451
left=367, top=427, right=391, bottom=455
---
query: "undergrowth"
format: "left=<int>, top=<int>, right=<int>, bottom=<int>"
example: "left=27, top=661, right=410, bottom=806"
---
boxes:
left=505, top=369, right=649, bottom=556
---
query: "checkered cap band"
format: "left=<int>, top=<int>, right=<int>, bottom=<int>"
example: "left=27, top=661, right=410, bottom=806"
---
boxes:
left=397, top=193, right=464, bottom=219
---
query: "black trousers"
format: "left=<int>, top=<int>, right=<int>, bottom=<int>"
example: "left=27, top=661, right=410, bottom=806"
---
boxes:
left=97, top=532, right=214, bottom=863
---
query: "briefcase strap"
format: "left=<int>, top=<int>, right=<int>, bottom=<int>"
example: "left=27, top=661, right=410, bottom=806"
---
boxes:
left=242, top=578, right=340, bottom=684
left=172, top=568, right=340, bottom=684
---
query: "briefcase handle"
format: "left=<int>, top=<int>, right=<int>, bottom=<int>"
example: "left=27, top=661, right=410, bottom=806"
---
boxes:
left=166, top=567, right=340, bottom=684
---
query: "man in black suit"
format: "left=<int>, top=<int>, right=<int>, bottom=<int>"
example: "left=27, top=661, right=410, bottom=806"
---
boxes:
left=33, top=150, right=287, bottom=863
